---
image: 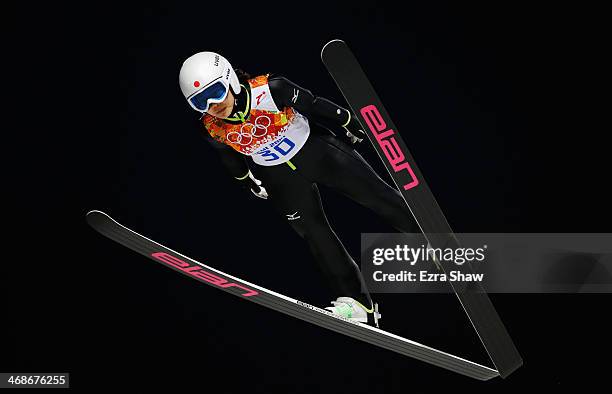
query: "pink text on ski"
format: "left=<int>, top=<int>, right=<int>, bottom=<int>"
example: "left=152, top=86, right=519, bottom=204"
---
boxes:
left=360, top=104, right=419, bottom=190
left=151, top=252, right=259, bottom=297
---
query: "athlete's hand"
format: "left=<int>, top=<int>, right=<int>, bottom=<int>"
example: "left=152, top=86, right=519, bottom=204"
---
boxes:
left=236, top=170, right=268, bottom=200
left=345, top=130, right=364, bottom=144
left=342, top=116, right=366, bottom=145
left=250, top=180, right=268, bottom=200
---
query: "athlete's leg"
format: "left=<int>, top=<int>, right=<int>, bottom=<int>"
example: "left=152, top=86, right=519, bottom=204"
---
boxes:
left=297, top=134, right=421, bottom=235
left=254, top=163, right=372, bottom=307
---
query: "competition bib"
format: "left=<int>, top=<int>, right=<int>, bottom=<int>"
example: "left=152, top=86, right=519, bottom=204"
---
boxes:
left=202, top=75, right=310, bottom=166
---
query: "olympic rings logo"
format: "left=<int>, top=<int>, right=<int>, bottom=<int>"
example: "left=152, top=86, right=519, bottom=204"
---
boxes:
left=226, top=115, right=272, bottom=146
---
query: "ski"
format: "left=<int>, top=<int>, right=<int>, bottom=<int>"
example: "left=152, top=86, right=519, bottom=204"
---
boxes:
left=321, top=39, right=522, bottom=377
left=86, top=210, right=499, bottom=380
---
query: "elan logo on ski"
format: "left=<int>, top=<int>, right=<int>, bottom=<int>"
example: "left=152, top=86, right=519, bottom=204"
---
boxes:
left=151, top=252, right=259, bottom=297
left=360, top=104, right=419, bottom=191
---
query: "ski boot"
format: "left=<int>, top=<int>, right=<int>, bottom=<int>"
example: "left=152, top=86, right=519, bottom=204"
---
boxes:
left=325, top=297, right=382, bottom=328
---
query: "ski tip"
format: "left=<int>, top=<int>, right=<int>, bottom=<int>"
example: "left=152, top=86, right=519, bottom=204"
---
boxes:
left=86, top=210, right=112, bottom=227
left=86, top=209, right=108, bottom=218
left=321, top=39, right=345, bottom=59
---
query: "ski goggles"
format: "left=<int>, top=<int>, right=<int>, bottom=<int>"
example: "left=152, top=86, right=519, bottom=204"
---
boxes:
left=188, top=79, right=229, bottom=112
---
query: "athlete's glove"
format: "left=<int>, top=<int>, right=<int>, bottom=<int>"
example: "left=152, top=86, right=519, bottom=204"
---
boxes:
left=235, top=170, right=268, bottom=199
left=341, top=113, right=367, bottom=145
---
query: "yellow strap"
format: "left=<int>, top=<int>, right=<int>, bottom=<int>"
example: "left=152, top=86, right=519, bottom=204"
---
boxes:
left=286, top=160, right=296, bottom=170
left=355, top=300, right=374, bottom=314
left=341, top=110, right=351, bottom=127
left=224, top=84, right=250, bottom=123
left=235, top=171, right=250, bottom=180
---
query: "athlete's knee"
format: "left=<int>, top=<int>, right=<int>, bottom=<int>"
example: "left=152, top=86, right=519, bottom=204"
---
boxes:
left=293, top=216, right=333, bottom=240
left=287, top=218, right=307, bottom=238
left=355, top=183, right=400, bottom=211
left=285, top=215, right=320, bottom=238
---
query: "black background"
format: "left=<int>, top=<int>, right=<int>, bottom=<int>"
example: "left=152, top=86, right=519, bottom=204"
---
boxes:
left=5, top=0, right=610, bottom=391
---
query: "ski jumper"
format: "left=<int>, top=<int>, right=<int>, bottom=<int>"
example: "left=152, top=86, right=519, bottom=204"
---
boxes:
left=201, top=74, right=420, bottom=307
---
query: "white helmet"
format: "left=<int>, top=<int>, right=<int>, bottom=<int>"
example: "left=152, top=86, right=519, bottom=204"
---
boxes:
left=179, top=52, right=241, bottom=113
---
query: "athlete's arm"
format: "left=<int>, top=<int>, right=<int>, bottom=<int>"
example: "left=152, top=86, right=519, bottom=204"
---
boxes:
left=267, top=76, right=366, bottom=143
left=204, top=135, right=268, bottom=199
left=204, top=135, right=250, bottom=179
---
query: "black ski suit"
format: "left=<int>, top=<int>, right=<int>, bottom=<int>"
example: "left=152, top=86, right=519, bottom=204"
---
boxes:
left=203, top=75, right=420, bottom=308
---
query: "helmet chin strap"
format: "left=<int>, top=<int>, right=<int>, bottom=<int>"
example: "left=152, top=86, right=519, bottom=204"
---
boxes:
left=223, top=84, right=250, bottom=123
